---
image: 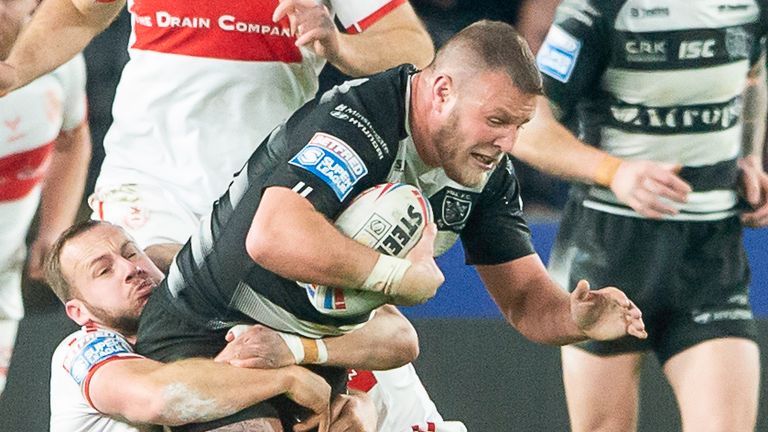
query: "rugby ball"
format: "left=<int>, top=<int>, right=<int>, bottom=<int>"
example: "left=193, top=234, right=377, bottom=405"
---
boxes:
left=301, top=183, right=433, bottom=317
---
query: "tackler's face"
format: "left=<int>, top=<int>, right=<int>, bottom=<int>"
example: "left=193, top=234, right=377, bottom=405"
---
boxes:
left=61, top=223, right=164, bottom=335
left=0, top=0, right=40, bottom=60
left=434, top=70, right=536, bottom=187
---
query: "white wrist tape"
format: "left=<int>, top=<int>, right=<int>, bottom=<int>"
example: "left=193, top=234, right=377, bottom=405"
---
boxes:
left=361, top=254, right=411, bottom=296
left=277, top=332, right=328, bottom=365
left=278, top=332, right=305, bottom=364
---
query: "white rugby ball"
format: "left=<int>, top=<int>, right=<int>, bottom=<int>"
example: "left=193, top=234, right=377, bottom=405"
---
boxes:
left=301, top=183, right=433, bottom=317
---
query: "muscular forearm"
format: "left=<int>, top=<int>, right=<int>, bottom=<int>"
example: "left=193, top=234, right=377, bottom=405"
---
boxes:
left=514, top=96, right=608, bottom=184
left=126, top=359, right=297, bottom=425
left=477, top=256, right=587, bottom=346
left=332, top=4, right=433, bottom=76
left=511, top=279, right=587, bottom=346
left=37, top=124, right=91, bottom=239
left=500, top=275, right=586, bottom=345
left=324, top=305, right=419, bottom=369
left=7, top=0, right=123, bottom=89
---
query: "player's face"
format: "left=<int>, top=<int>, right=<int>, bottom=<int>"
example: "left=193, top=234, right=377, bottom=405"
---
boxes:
left=0, top=0, right=39, bottom=60
left=61, top=224, right=164, bottom=335
left=434, top=71, right=536, bottom=187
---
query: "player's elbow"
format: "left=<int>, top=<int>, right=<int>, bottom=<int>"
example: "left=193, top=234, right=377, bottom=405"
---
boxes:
left=245, top=216, right=281, bottom=265
left=395, top=324, right=420, bottom=365
left=116, top=390, right=175, bottom=426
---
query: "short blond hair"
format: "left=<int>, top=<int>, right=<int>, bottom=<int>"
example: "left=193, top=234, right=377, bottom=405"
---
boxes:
left=45, top=220, right=105, bottom=303
left=431, top=20, right=543, bottom=96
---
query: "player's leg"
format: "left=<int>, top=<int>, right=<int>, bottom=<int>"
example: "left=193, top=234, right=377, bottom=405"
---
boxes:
left=659, top=217, right=760, bottom=432
left=663, top=338, right=759, bottom=432
left=561, top=346, right=643, bottom=432
left=350, top=365, right=467, bottom=432
left=0, top=252, right=25, bottom=395
left=0, top=319, right=18, bottom=394
left=88, top=182, right=201, bottom=248
left=549, top=202, right=666, bottom=432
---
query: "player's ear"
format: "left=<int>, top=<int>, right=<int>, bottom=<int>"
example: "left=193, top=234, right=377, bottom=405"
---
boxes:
left=65, top=300, right=92, bottom=326
left=431, top=74, right=455, bottom=113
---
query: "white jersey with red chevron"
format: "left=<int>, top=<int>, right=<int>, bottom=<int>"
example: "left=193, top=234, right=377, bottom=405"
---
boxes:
left=97, top=0, right=408, bottom=226
left=0, top=55, right=86, bottom=267
left=349, top=365, right=468, bottom=432
left=49, top=324, right=144, bottom=432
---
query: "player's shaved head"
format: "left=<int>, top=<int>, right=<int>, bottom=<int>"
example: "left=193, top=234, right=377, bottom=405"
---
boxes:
left=429, top=20, right=543, bottom=96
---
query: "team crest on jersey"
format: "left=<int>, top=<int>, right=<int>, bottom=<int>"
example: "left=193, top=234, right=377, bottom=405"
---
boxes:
left=289, top=132, right=368, bottom=200
left=537, top=25, right=582, bottom=83
left=440, top=189, right=473, bottom=228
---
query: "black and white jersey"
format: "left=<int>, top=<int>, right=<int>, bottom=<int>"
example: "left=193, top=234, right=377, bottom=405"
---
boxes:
left=537, top=0, right=768, bottom=220
left=159, top=65, right=535, bottom=337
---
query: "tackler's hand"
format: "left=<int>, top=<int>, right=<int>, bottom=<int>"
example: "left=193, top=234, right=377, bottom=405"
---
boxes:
left=215, top=324, right=295, bottom=369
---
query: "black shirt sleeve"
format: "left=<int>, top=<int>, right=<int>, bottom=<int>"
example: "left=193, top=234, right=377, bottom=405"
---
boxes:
left=536, top=0, right=613, bottom=120
left=460, top=158, right=536, bottom=265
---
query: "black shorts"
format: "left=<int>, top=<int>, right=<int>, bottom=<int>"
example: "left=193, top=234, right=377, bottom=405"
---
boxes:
left=549, top=197, right=758, bottom=365
left=135, top=286, right=347, bottom=431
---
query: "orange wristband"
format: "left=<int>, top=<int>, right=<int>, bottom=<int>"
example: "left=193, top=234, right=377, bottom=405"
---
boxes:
left=595, top=155, right=623, bottom=187
left=301, top=337, right=319, bottom=364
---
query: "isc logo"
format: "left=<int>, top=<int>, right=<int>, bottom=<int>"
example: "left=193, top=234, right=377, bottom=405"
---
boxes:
left=679, top=40, right=716, bottom=59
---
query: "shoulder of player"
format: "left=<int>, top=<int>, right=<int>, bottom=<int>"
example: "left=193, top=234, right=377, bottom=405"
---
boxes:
left=53, top=324, right=140, bottom=379
left=553, top=0, right=622, bottom=29
left=316, top=66, right=410, bottom=130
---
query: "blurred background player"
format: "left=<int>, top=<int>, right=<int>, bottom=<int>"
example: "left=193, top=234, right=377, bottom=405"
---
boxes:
left=0, top=0, right=91, bottom=396
left=0, top=0, right=434, bottom=270
left=515, top=1, right=768, bottom=431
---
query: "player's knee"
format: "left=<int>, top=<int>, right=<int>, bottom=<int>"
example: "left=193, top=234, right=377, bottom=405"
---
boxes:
left=571, top=412, right=638, bottom=432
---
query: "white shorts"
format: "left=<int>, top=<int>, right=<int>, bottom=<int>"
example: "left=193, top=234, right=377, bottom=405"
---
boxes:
left=350, top=364, right=467, bottom=432
left=88, top=183, right=203, bottom=248
left=0, top=246, right=25, bottom=321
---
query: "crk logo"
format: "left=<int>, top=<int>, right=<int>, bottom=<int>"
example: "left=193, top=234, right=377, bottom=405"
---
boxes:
left=679, top=40, right=716, bottom=59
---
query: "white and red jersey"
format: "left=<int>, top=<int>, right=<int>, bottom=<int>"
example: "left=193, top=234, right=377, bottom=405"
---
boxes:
left=0, top=55, right=86, bottom=268
left=50, top=324, right=144, bottom=432
left=349, top=365, right=467, bottom=432
left=97, top=0, right=408, bottom=219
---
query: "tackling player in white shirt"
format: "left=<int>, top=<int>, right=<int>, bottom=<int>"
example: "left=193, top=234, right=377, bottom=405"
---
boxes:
left=0, top=0, right=91, bottom=396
